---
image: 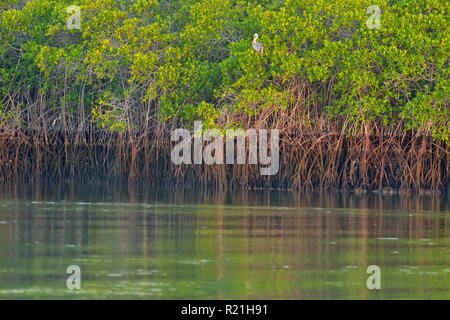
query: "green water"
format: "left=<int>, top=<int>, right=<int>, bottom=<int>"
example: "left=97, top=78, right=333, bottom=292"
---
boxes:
left=0, top=185, right=448, bottom=299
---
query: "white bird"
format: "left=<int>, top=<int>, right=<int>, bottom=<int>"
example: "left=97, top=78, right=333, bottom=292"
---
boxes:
left=252, top=33, right=263, bottom=54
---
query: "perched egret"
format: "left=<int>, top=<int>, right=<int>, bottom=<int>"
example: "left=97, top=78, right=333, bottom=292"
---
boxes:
left=252, top=34, right=263, bottom=54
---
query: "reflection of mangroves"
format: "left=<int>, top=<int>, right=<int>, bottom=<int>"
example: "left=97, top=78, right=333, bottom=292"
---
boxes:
left=0, top=186, right=448, bottom=299
left=1, top=185, right=446, bottom=257
left=0, top=1, right=448, bottom=192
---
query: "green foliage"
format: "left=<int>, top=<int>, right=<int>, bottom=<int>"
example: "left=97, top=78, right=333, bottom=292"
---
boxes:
left=0, top=0, right=448, bottom=143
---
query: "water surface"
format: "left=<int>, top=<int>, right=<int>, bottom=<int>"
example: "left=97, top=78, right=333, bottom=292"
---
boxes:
left=0, top=184, right=448, bottom=299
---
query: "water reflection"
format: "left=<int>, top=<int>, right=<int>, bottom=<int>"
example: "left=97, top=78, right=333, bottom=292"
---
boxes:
left=0, top=184, right=448, bottom=299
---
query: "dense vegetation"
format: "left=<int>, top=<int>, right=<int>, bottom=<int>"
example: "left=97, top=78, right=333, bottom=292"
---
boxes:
left=0, top=0, right=448, bottom=192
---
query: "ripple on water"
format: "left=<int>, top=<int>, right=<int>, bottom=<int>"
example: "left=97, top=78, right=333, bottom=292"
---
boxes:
left=179, top=259, right=212, bottom=265
left=106, top=273, right=124, bottom=278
